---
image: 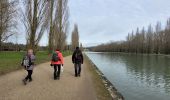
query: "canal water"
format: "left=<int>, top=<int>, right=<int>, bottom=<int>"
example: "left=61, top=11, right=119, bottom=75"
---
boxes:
left=86, top=52, right=170, bottom=100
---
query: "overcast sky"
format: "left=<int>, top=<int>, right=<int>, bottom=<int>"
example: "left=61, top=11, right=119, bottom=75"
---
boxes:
left=9, top=0, right=170, bottom=47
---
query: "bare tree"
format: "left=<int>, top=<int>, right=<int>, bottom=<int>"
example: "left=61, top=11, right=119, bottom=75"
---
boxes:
left=47, top=0, right=69, bottom=52
left=71, top=24, right=79, bottom=50
left=21, top=0, right=49, bottom=52
left=48, top=0, right=55, bottom=52
left=164, top=18, right=170, bottom=54
left=154, top=22, right=162, bottom=54
left=0, top=0, right=18, bottom=51
left=140, top=27, right=146, bottom=53
left=93, top=17, right=170, bottom=54
left=135, top=27, right=140, bottom=53
left=146, top=24, right=154, bottom=53
left=80, top=43, right=83, bottom=51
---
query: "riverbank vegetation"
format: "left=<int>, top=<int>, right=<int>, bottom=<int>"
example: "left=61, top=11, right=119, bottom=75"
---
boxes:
left=93, top=18, right=170, bottom=54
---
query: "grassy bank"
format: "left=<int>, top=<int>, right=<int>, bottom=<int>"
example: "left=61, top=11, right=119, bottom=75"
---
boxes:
left=0, top=51, right=72, bottom=75
left=84, top=55, right=113, bottom=100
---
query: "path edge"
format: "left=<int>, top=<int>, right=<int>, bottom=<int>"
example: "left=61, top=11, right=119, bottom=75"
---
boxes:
left=84, top=54, right=124, bottom=100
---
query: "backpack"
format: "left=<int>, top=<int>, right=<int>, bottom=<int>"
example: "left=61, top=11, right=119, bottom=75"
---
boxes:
left=75, top=51, right=82, bottom=62
left=52, top=52, right=59, bottom=62
left=23, top=55, right=31, bottom=67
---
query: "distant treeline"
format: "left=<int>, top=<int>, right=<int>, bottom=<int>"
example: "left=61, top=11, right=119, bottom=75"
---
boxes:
left=93, top=18, right=170, bottom=54
left=1, top=42, right=47, bottom=51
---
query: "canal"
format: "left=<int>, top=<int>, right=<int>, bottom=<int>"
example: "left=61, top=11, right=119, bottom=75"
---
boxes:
left=86, top=52, right=170, bottom=100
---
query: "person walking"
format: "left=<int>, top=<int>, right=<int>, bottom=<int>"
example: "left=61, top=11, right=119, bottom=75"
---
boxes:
left=22, top=49, right=35, bottom=85
left=72, top=47, right=84, bottom=77
left=51, top=49, right=64, bottom=80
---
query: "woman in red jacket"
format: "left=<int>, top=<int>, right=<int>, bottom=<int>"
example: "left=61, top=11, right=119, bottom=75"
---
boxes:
left=51, top=49, right=64, bottom=80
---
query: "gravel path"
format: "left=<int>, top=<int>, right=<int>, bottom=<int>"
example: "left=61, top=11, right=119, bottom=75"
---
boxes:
left=0, top=56, right=97, bottom=100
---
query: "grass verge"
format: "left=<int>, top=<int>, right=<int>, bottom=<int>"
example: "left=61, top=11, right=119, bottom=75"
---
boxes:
left=0, top=51, right=72, bottom=75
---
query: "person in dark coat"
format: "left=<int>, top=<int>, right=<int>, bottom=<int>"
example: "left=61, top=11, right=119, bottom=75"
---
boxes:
left=72, top=47, right=83, bottom=77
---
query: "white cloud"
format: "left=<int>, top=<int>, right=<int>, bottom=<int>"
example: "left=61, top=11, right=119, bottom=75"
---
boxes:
left=68, top=0, right=170, bottom=47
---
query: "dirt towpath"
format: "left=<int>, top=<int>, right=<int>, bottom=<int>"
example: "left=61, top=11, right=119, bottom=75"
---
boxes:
left=0, top=56, right=98, bottom=100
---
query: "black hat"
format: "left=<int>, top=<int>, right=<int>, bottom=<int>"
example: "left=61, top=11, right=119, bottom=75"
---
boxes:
left=76, top=47, right=79, bottom=50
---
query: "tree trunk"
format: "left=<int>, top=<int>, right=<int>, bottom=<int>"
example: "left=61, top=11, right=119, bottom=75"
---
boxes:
left=0, top=7, right=2, bottom=51
left=48, top=0, right=54, bottom=53
left=58, top=0, right=63, bottom=50
left=0, top=36, right=2, bottom=51
left=29, top=0, right=38, bottom=52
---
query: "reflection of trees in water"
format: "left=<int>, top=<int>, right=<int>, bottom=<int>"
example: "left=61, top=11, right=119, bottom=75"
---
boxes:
left=87, top=52, right=170, bottom=93
left=92, top=53, right=170, bottom=93
left=118, top=53, right=170, bottom=93
left=87, top=53, right=105, bottom=63
left=162, top=58, right=170, bottom=93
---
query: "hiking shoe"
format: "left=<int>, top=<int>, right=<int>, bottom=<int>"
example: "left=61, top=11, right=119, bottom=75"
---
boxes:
left=29, top=79, right=32, bottom=82
left=57, top=77, right=60, bottom=80
left=22, top=79, right=27, bottom=85
left=78, top=74, right=81, bottom=77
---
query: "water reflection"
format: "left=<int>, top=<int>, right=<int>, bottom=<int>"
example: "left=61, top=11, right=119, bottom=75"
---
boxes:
left=122, top=54, right=170, bottom=93
left=86, top=52, right=170, bottom=100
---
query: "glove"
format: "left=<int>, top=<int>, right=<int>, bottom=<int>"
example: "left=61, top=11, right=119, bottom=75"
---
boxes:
left=24, top=66, right=27, bottom=70
left=50, top=64, right=53, bottom=66
left=62, top=64, right=64, bottom=66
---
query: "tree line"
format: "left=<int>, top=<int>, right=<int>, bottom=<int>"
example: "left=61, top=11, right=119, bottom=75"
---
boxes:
left=93, top=18, right=170, bottom=54
left=0, top=0, right=81, bottom=52
left=1, top=42, right=47, bottom=51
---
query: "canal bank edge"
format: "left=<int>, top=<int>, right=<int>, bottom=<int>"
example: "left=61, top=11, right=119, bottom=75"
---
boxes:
left=84, top=54, right=124, bottom=100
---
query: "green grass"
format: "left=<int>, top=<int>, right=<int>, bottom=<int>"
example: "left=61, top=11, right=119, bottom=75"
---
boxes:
left=0, top=51, right=72, bottom=75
